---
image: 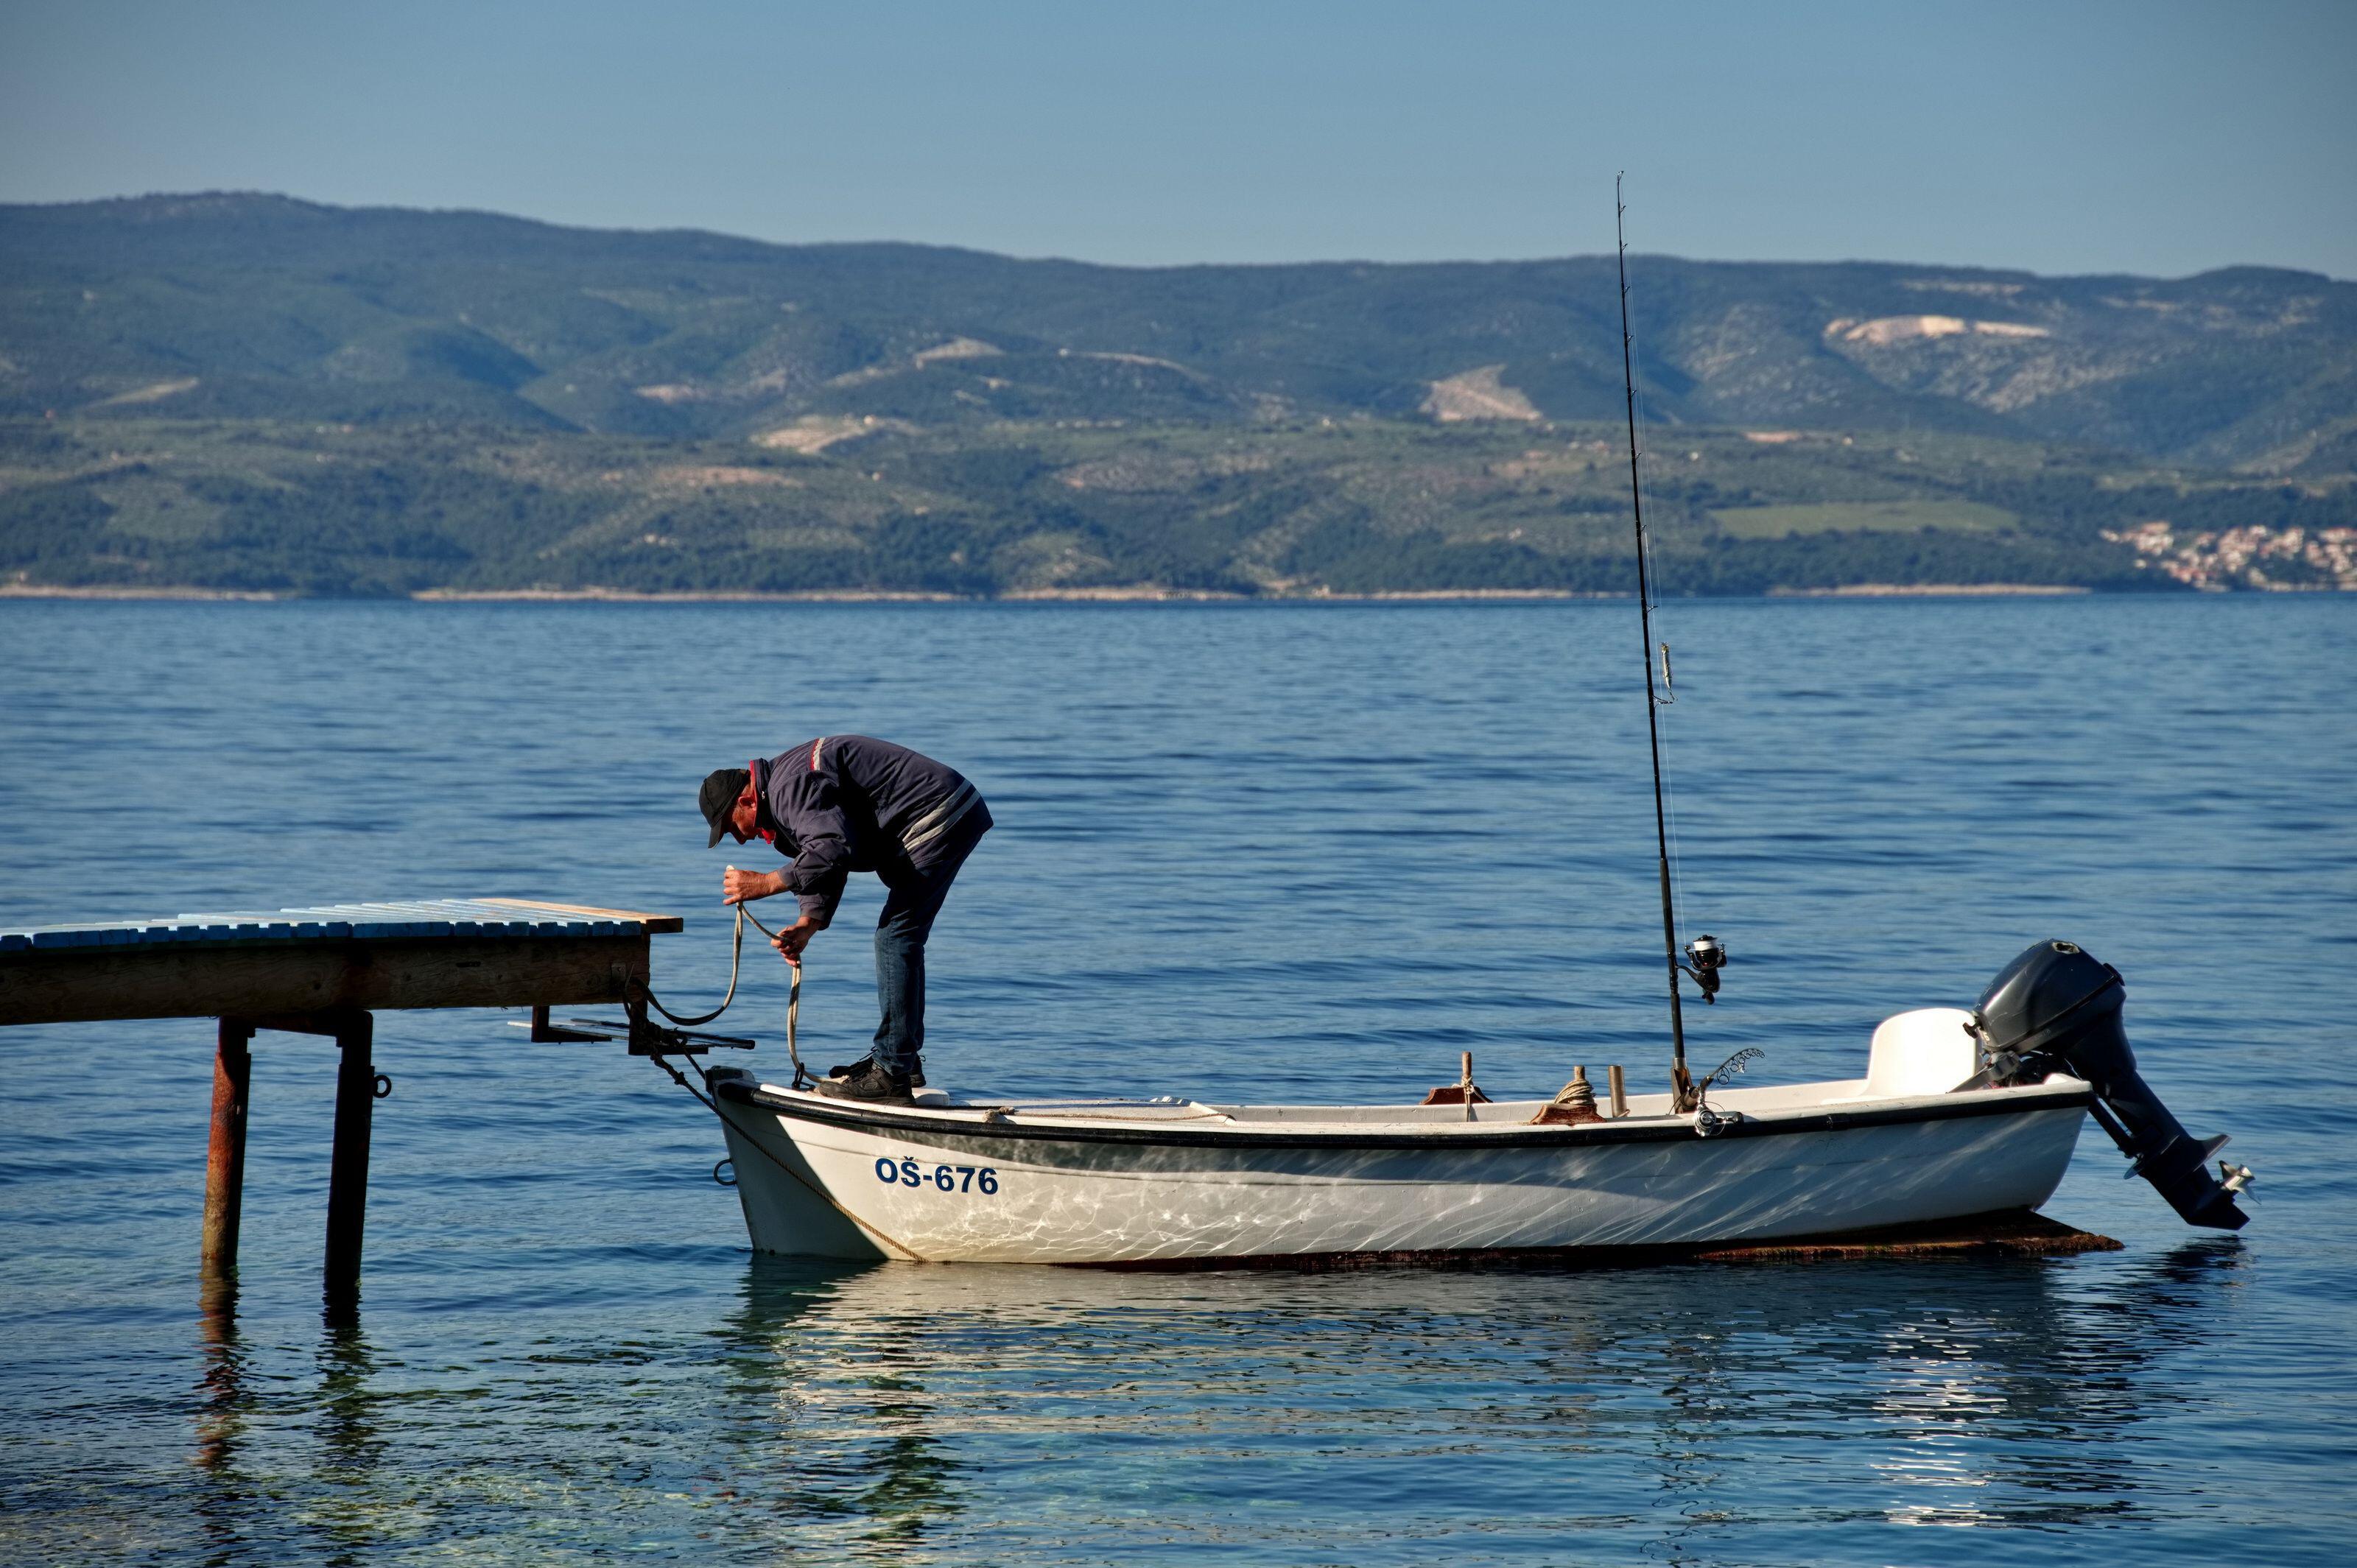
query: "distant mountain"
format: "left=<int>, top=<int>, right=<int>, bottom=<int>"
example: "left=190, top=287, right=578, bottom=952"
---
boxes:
left=2, top=194, right=2351, bottom=598
left=4, top=192, right=2352, bottom=471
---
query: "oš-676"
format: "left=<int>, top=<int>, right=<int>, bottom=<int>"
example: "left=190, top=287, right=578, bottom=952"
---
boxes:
left=874, top=1156, right=1000, bottom=1195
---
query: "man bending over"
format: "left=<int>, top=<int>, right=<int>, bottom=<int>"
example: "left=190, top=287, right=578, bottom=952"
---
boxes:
left=700, top=736, right=991, bottom=1104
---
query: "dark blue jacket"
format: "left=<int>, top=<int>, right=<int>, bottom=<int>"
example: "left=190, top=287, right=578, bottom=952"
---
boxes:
left=750, top=736, right=991, bottom=927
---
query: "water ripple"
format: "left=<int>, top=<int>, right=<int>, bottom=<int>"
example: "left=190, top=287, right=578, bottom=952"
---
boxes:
left=2, top=596, right=2352, bottom=1565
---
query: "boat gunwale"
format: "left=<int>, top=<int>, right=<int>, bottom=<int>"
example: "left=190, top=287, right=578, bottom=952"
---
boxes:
left=712, top=1074, right=2094, bottom=1150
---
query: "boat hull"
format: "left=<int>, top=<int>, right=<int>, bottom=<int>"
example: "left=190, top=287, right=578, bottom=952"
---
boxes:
left=712, top=1077, right=2092, bottom=1266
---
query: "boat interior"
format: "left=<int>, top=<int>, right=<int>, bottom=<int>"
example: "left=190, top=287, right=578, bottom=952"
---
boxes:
left=787, top=1007, right=2028, bottom=1127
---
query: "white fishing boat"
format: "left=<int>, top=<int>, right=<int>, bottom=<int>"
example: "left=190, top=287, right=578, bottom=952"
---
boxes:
left=699, top=951, right=2244, bottom=1267
left=701, top=1014, right=2074, bottom=1266
left=656, top=186, right=2251, bottom=1268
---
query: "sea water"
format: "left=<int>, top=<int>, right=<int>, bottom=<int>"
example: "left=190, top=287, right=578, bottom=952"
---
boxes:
left=1, top=595, right=2351, bottom=1564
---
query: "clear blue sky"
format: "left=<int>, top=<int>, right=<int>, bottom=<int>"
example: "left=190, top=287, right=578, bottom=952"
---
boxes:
left=4, top=0, right=2350, bottom=278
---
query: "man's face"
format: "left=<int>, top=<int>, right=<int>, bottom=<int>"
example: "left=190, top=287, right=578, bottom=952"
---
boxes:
left=727, top=785, right=762, bottom=844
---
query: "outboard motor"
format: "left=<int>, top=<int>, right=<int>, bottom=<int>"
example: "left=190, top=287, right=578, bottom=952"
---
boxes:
left=1973, top=939, right=2247, bottom=1230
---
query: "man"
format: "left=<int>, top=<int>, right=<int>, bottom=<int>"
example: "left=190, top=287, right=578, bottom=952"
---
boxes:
left=700, top=736, right=991, bottom=1104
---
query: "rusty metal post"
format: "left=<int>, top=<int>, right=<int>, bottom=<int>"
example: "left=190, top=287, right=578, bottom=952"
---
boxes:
left=323, top=1010, right=374, bottom=1301
left=201, top=1019, right=254, bottom=1276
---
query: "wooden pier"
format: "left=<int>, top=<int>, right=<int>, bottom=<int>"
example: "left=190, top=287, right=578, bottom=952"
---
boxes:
left=0, top=898, right=685, bottom=1304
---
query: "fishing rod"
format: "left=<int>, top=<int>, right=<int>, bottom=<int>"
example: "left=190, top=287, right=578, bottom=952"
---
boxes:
left=1615, top=175, right=1723, bottom=1113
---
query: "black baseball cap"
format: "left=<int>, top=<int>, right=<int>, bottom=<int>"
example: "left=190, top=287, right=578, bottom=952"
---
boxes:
left=700, top=767, right=753, bottom=848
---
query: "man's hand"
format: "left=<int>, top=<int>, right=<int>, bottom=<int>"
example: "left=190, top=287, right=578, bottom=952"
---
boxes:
left=722, top=865, right=787, bottom=905
left=770, top=916, right=821, bottom=964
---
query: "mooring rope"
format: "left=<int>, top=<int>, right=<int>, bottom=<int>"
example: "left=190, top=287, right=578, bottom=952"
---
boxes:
left=637, top=913, right=916, bottom=1256
left=638, top=899, right=804, bottom=1083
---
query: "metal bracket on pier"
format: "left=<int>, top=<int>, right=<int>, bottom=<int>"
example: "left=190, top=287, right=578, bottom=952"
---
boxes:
left=508, top=998, right=754, bottom=1056
left=526, top=1005, right=608, bottom=1044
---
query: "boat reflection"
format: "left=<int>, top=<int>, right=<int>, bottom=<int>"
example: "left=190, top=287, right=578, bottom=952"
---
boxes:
left=170, top=1241, right=2249, bottom=1561
left=715, top=1240, right=2249, bottom=1554
left=714, top=1265, right=974, bottom=1550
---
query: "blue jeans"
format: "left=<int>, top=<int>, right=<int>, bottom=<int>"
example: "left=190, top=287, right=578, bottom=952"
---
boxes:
left=868, top=826, right=982, bottom=1076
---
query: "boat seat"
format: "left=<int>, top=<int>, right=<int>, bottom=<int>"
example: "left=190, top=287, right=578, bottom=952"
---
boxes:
left=1862, top=1007, right=1979, bottom=1098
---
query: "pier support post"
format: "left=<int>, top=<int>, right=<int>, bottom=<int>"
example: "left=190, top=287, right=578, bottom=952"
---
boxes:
left=200, top=1019, right=254, bottom=1276
left=323, top=1011, right=375, bottom=1303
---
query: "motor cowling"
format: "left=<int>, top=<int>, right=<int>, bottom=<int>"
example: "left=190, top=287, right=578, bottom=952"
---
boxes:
left=1975, top=939, right=2247, bottom=1231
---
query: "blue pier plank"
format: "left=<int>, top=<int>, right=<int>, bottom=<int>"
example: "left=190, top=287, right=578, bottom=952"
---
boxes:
left=1, top=897, right=668, bottom=953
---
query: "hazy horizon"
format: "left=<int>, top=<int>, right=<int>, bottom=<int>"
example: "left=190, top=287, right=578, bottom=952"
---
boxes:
left=14, top=186, right=2350, bottom=286
left=4, top=1, right=2351, bottom=281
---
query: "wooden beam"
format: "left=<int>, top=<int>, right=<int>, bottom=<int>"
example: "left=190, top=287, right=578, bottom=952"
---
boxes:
left=0, top=933, right=651, bottom=1027
left=477, top=898, right=685, bottom=935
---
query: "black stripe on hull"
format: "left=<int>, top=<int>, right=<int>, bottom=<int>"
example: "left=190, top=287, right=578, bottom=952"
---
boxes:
left=1077, top=1208, right=2121, bottom=1272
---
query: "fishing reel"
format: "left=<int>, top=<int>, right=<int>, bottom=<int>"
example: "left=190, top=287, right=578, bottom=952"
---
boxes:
left=1680, top=934, right=1728, bottom=1003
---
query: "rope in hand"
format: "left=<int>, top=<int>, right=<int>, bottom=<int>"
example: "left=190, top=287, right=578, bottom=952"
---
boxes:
left=639, top=897, right=805, bottom=1084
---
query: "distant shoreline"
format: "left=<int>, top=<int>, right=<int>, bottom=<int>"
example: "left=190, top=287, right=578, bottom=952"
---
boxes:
left=0, top=584, right=284, bottom=601
left=1, top=582, right=2138, bottom=604
left=413, top=585, right=1631, bottom=603
left=1764, top=583, right=2090, bottom=597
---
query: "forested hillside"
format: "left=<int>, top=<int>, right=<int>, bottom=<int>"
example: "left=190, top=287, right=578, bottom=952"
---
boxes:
left=3, top=193, right=2350, bottom=596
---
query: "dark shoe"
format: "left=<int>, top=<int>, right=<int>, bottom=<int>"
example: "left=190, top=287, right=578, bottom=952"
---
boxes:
left=813, top=1062, right=916, bottom=1105
left=828, top=1055, right=925, bottom=1087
